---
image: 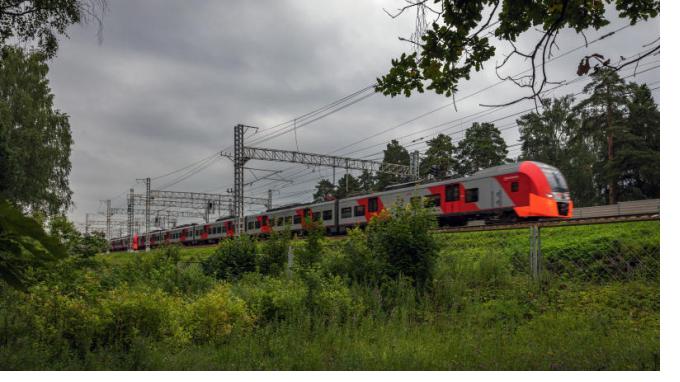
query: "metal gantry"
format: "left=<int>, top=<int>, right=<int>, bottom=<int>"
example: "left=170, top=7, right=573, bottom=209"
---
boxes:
left=222, top=123, right=419, bottom=236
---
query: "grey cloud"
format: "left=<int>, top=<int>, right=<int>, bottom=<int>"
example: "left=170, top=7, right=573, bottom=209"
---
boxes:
left=43, top=0, right=658, bottom=227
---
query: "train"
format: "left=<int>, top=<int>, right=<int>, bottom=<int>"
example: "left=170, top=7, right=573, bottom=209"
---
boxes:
left=109, top=160, right=573, bottom=251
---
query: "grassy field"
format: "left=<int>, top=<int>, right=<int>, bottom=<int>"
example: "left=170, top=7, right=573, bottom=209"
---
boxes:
left=0, top=221, right=659, bottom=370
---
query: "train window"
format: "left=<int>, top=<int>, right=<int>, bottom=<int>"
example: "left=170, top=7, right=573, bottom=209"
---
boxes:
left=354, top=205, right=365, bottom=217
left=445, top=184, right=460, bottom=202
left=368, top=197, right=379, bottom=213
left=425, top=194, right=441, bottom=207
left=255, top=220, right=261, bottom=229
left=277, top=217, right=284, bottom=226
left=312, top=212, right=321, bottom=221
left=465, top=188, right=479, bottom=203
left=511, top=181, right=519, bottom=192
left=293, top=215, right=301, bottom=224
left=341, top=207, right=352, bottom=218
left=248, top=221, right=254, bottom=230
left=285, top=216, right=292, bottom=225
left=323, top=210, right=332, bottom=221
left=410, top=196, right=421, bottom=206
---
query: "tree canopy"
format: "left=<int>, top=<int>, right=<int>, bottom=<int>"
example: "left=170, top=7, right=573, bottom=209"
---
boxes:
left=375, top=140, right=411, bottom=190
left=376, top=0, right=659, bottom=104
left=0, top=46, right=73, bottom=215
left=420, top=133, right=456, bottom=179
left=454, top=122, right=508, bottom=176
left=519, top=72, right=659, bottom=206
left=0, top=0, right=105, bottom=58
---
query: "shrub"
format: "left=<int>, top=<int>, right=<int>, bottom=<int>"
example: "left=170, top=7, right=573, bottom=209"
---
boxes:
left=257, top=228, right=290, bottom=276
left=232, top=273, right=307, bottom=323
left=7, top=285, right=104, bottom=355
left=202, top=235, right=257, bottom=280
left=311, top=275, right=364, bottom=322
left=99, top=287, right=188, bottom=348
left=365, top=201, right=439, bottom=292
left=184, top=283, right=254, bottom=344
left=295, top=218, right=325, bottom=269
left=323, top=228, right=384, bottom=285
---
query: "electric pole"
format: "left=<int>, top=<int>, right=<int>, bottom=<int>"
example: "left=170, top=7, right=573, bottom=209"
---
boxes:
left=106, top=199, right=111, bottom=253
left=127, top=188, right=134, bottom=252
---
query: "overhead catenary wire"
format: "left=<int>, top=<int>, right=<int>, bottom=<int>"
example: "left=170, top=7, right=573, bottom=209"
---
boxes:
left=256, top=63, right=660, bottom=202
left=249, top=60, right=660, bottom=199
left=244, top=23, right=643, bottom=195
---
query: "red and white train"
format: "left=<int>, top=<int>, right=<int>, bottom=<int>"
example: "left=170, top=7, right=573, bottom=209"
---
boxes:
left=109, top=161, right=573, bottom=251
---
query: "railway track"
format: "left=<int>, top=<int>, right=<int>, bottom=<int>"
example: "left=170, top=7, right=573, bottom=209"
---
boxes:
left=435, top=213, right=659, bottom=234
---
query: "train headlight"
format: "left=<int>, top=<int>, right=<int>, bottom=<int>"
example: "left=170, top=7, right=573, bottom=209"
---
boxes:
left=546, top=193, right=553, bottom=199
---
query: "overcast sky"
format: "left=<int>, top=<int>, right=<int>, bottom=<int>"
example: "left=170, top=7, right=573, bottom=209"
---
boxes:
left=45, top=0, right=660, bottom=232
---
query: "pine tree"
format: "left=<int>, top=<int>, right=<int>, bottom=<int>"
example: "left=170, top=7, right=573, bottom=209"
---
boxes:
left=576, top=69, right=630, bottom=204
left=419, top=133, right=456, bottom=179
left=336, top=173, right=362, bottom=199
left=616, top=83, right=660, bottom=200
left=454, top=122, right=508, bottom=176
left=312, top=179, right=335, bottom=202
left=375, top=140, right=410, bottom=190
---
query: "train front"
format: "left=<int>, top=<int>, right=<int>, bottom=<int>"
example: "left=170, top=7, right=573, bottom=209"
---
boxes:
left=517, top=161, right=573, bottom=218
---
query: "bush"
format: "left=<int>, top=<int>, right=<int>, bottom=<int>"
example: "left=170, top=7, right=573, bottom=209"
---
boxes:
left=365, top=201, right=439, bottom=292
left=295, top=218, right=325, bottom=269
left=184, top=283, right=254, bottom=344
left=311, top=275, right=365, bottom=322
left=257, top=228, right=290, bottom=276
left=232, top=273, right=307, bottom=323
left=99, top=287, right=188, bottom=348
left=322, top=228, right=384, bottom=286
left=7, top=285, right=104, bottom=355
left=202, top=236, right=257, bottom=280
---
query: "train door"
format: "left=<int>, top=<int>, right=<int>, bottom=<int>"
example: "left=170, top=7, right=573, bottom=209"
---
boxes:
left=489, top=178, right=503, bottom=209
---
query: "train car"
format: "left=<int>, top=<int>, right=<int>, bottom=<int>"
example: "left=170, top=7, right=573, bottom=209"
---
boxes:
left=337, top=161, right=572, bottom=230
left=107, top=161, right=572, bottom=251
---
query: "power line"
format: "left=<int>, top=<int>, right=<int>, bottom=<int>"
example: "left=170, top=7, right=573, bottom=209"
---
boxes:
left=244, top=23, right=642, bottom=195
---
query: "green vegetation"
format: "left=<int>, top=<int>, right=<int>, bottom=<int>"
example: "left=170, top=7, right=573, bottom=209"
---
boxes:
left=0, top=204, right=659, bottom=370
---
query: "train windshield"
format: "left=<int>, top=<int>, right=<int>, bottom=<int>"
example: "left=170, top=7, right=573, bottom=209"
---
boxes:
left=543, top=167, right=568, bottom=192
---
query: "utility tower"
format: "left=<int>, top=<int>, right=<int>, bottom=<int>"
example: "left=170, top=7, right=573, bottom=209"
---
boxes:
left=127, top=188, right=134, bottom=252
left=223, top=123, right=417, bottom=236
left=105, top=199, right=111, bottom=249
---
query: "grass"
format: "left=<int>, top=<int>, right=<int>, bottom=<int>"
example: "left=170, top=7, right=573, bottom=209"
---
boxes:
left=0, top=221, right=660, bottom=370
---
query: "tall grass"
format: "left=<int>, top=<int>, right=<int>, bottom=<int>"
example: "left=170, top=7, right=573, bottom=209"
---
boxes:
left=0, top=221, right=659, bottom=370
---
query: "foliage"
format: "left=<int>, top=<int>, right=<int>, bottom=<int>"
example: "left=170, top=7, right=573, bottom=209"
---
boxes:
left=294, top=218, right=325, bottom=270
left=257, top=227, right=290, bottom=276
left=0, top=46, right=73, bottom=215
left=335, top=173, right=362, bottom=199
left=419, top=133, right=456, bottom=179
left=375, top=139, right=411, bottom=190
left=183, top=283, right=254, bottom=344
left=323, top=227, right=383, bottom=285
left=0, top=221, right=659, bottom=370
left=376, top=0, right=659, bottom=101
left=616, top=83, right=660, bottom=201
left=202, top=236, right=257, bottom=281
left=358, top=169, right=375, bottom=192
left=519, top=74, right=660, bottom=206
left=0, top=0, right=105, bottom=58
left=47, top=215, right=108, bottom=258
left=518, top=95, right=600, bottom=206
left=576, top=68, right=631, bottom=204
left=231, top=273, right=307, bottom=323
left=313, top=179, right=335, bottom=202
left=0, top=199, right=65, bottom=289
left=365, top=200, right=439, bottom=292
left=454, top=122, right=508, bottom=176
